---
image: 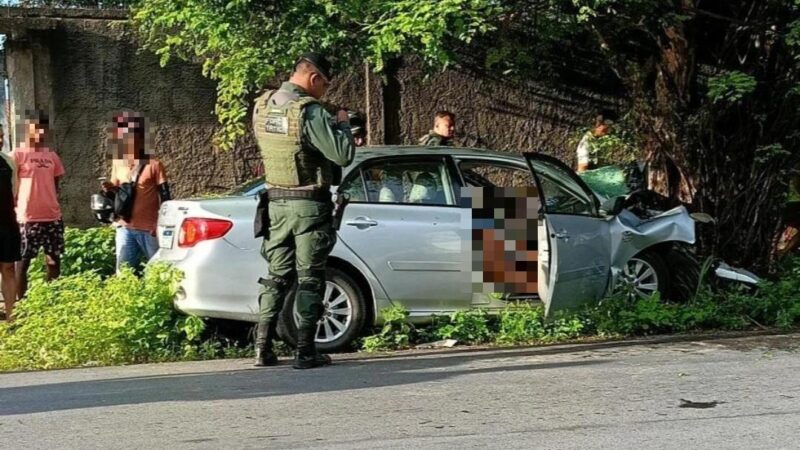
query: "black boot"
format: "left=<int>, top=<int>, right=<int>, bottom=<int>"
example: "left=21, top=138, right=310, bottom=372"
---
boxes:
left=254, top=321, right=279, bottom=367
left=293, top=325, right=332, bottom=370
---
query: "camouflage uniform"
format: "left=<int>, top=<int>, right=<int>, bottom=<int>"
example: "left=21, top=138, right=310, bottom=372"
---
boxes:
left=418, top=131, right=453, bottom=147
left=252, top=81, right=354, bottom=368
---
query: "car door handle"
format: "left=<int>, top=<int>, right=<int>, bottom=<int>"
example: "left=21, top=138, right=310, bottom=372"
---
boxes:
left=551, top=230, right=569, bottom=240
left=345, top=217, right=378, bottom=228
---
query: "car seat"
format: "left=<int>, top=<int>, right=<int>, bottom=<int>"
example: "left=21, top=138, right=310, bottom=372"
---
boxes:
left=409, top=172, right=444, bottom=204
left=379, top=172, right=404, bottom=203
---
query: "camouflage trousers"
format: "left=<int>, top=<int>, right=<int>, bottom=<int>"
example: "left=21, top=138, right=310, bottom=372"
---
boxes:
left=258, top=198, right=336, bottom=331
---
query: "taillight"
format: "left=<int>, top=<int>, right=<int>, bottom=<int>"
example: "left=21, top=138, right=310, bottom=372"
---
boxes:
left=178, top=218, right=233, bottom=248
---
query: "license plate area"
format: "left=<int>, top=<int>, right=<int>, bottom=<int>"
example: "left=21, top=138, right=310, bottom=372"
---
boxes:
left=159, top=226, right=175, bottom=249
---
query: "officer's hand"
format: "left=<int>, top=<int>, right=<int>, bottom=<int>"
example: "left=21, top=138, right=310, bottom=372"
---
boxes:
left=336, top=109, right=350, bottom=124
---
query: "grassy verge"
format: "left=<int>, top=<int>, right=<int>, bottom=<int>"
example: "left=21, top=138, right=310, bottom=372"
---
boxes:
left=360, top=258, right=800, bottom=352
left=4, top=227, right=800, bottom=370
left=0, top=227, right=252, bottom=372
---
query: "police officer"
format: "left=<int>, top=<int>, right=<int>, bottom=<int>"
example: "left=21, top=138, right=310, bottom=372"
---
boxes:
left=252, top=53, right=355, bottom=369
left=418, top=111, right=456, bottom=146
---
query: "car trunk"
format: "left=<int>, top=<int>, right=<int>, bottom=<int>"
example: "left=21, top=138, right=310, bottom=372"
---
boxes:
left=155, top=195, right=259, bottom=262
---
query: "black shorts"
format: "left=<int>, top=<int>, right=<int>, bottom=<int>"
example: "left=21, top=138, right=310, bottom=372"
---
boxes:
left=0, top=224, right=21, bottom=263
left=19, top=220, right=65, bottom=259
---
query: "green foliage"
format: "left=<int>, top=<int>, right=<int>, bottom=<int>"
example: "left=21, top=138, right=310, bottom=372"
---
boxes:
left=17, top=0, right=135, bottom=7
left=591, top=293, right=680, bottom=335
left=568, top=116, right=641, bottom=167
left=496, top=303, right=546, bottom=344
left=29, top=227, right=116, bottom=283
left=433, top=309, right=494, bottom=344
left=362, top=257, right=800, bottom=353
left=361, top=305, right=415, bottom=352
left=132, top=0, right=501, bottom=150
left=707, top=71, right=758, bottom=104
left=0, top=263, right=205, bottom=371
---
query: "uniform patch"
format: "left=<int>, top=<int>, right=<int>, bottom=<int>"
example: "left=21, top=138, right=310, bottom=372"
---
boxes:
left=264, top=115, right=289, bottom=135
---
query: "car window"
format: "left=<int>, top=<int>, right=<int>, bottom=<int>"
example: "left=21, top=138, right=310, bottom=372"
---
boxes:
left=339, top=171, right=368, bottom=202
left=529, top=158, right=597, bottom=216
left=350, top=159, right=453, bottom=206
left=458, top=160, right=535, bottom=188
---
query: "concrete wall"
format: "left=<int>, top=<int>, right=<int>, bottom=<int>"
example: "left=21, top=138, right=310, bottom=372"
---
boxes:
left=385, top=60, right=620, bottom=161
left=1, top=8, right=622, bottom=227
left=44, top=23, right=234, bottom=227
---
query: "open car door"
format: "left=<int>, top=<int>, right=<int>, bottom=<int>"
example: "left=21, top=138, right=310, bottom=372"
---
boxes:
left=524, top=153, right=611, bottom=314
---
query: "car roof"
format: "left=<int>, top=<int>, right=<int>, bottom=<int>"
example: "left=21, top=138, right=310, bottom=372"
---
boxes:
left=351, top=146, right=524, bottom=167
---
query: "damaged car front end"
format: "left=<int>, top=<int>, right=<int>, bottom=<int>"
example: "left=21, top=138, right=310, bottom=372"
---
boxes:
left=524, top=153, right=760, bottom=314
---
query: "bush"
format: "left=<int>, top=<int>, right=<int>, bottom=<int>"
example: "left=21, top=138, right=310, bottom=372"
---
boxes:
left=29, top=226, right=116, bottom=282
left=497, top=303, right=546, bottom=344
left=0, top=263, right=205, bottom=371
left=362, top=305, right=415, bottom=352
left=590, top=293, right=679, bottom=336
left=359, top=256, right=800, bottom=353
left=433, top=309, right=494, bottom=344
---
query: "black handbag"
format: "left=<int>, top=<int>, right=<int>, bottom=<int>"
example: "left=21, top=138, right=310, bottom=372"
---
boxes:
left=114, top=160, right=147, bottom=221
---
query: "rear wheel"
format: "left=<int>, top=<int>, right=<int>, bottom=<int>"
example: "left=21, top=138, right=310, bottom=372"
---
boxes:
left=277, top=267, right=366, bottom=353
left=618, top=251, right=670, bottom=300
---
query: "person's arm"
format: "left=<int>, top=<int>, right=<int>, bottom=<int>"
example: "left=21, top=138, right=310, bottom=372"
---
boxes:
left=154, top=160, right=171, bottom=203
left=158, top=183, right=171, bottom=202
left=302, top=103, right=355, bottom=167
left=576, top=134, right=591, bottom=173
left=10, top=151, right=20, bottom=202
left=3, top=153, right=18, bottom=199
left=53, top=154, right=66, bottom=195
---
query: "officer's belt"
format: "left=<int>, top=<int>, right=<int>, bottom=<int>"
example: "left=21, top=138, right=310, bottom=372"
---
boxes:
left=267, top=187, right=331, bottom=202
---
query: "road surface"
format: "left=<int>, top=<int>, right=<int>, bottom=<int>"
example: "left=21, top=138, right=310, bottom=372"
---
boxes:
left=1, top=333, right=799, bottom=449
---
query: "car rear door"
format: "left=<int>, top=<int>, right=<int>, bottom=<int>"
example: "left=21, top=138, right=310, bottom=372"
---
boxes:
left=336, top=155, right=472, bottom=315
left=523, top=153, right=611, bottom=314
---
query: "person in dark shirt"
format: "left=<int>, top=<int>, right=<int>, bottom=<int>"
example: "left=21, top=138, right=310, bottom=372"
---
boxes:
left=0, top=126, right=21, bottom=321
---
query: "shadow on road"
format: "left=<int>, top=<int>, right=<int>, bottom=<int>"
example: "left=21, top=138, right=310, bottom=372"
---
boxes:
left=0, top=348, right=611, bottom=416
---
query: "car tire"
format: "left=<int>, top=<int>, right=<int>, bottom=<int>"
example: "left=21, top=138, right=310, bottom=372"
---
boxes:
left=619, top=251, right=671, bottom=301
left=664, top=244, right=701, bottom=302
left=277, top=267, right=366, bottom=353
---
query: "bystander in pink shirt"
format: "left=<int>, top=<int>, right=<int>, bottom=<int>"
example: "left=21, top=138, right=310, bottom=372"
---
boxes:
left=12, top=146, right=65, bottom=223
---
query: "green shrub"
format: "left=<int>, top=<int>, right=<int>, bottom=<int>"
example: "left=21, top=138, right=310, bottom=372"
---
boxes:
left=434, top=309, right=494, bottom=344
left=362, top=305, right=415, bottom=352
left=590, top=293, right=679, bottom=336
left=497, top=303, right=547, bottom=344
left=543, top=311, right=587, bottom=341
left=29, top=226, right=116, bottom=282
left=0, top=263, right=205, bottom=371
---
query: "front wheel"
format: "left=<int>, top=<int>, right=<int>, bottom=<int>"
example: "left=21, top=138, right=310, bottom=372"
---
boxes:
left=277, top=267, right=366, bottom=353
left=617, top=251, right=670, bottom=300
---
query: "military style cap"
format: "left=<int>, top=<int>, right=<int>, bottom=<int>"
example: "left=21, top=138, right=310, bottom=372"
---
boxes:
left=296, top=52, right=333, bottom=81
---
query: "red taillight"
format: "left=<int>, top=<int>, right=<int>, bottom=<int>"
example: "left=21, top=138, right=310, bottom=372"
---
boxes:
left=178, top=218, right=233, bottom=248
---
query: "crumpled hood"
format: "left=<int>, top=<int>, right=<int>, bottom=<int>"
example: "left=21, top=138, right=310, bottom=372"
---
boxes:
left=609, top=206, right=696, bottom=269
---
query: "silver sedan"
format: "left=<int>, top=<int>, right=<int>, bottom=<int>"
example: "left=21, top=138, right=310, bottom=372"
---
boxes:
left=152, top=147, right=752, bottom=351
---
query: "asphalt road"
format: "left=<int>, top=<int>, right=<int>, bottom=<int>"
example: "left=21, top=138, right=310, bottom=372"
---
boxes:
left=1, top=333, right=799, bottom=450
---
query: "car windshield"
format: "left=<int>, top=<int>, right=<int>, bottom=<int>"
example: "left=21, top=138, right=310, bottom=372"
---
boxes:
left=577, top=165, right=630, bottom=199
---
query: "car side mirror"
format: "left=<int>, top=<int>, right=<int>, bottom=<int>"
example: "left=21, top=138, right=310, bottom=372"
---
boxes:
left=600, top=196, right=625, bottom=216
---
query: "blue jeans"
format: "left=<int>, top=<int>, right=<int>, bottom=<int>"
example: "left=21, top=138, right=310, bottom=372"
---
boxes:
left=116, top=226, right=158, bottom=274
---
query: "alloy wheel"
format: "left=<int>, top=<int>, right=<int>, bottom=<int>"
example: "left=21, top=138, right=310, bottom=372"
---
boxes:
left=293, top=281, right=353, bottom=343
left=620, top=257, right=660, bottom=299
